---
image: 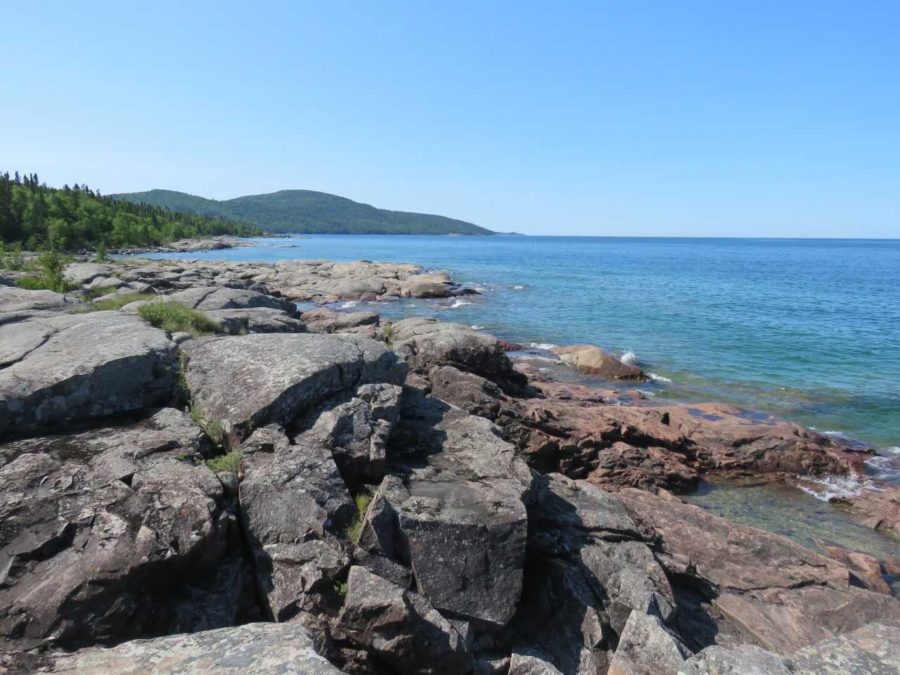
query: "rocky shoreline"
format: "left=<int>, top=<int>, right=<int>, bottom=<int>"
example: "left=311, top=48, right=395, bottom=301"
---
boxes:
left=1, top=255, right=898, bottom=673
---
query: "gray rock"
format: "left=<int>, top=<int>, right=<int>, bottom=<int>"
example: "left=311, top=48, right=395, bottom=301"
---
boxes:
left=45, top=622, right=343, bottom=673
left=87, top=276, right=124, bottom=290
left=64, top=262, right=112, bottom=286
left=428, top=365, right=506, bottom=420
left=0, top=409, right=242, bottom=650
left=399, top=271, right=454, bottom=298
left=791, top=623, right=900, bottom=675
left=390, top=318, right=526, bottom=392
left=508, top=647, right=564, bottom=674
left=374, top=393, right=533, bottom=628
left=607, top=611, right=691, bottom=675
left=182, top=333, right=406, bottom=436
left=338, top=565, right=473, bottom=674
left=205, top=307, right=307, bottom=334
left=0, top=311, right=178, bottom=439
left=680, top=645, right=792, bottom=675
left=301, top=307, right=379, bottom=333
left=239, top=424, right=351, bottom=622
left=168, top=286, right=297, bottom=315
left=0, top=286, right=72, bottom=314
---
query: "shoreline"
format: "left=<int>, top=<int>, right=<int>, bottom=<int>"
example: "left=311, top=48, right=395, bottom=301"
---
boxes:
left=1, top=253, right=898, bottom=672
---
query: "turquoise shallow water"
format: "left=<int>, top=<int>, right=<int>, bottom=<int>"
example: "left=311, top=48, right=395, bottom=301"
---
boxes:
left=146, top=235, right=900, bottom=457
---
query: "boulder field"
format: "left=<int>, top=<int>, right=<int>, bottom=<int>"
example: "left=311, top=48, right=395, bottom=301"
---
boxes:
left=0, top=257, right=898, bottom=674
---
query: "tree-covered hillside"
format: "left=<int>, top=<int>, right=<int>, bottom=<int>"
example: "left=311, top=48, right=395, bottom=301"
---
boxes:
left=114, top=188, right=493, bottom=235
left=0, top=172, right=260, bottom=250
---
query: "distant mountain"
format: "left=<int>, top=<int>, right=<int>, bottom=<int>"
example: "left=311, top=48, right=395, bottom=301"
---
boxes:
left=112, top=189, right=493, bottom=235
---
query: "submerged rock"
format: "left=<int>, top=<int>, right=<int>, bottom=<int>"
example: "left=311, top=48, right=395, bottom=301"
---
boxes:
left=551, top=345, right=647, bottom=381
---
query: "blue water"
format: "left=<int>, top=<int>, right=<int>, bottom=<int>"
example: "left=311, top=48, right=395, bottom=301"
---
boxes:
left=147, top=235, right=900, bottom=454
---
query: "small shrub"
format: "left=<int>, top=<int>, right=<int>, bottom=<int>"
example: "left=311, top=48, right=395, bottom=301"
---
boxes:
left=138, top=300, right=221, bottom=336
left=334, top=581, right=348, bottom=598
left=345, top=492, right=372, bottom=544
left=206, top=450, right=242, bottom=474
left=96, top=240, right=109, bottom=262
left=382, top=322, right=394, bottom=347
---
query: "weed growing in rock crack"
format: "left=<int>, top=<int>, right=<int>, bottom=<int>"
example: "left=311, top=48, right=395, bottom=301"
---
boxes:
left=206, top=450, right=242, bottom=474
left=82, top=286, right=118, bottom=301
left=138, top=300, right=221, bottom=336
left=190, top=402, right=226, bottom=445
left=334, top=581, right=348, bottom=599
left=345, top=492, right=372, bottom=544
left=382, top=322, right=393, bottom=347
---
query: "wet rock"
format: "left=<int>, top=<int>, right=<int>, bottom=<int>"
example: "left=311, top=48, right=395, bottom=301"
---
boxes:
left=618, top=488, right=900, bottom=654
left=0, top=409, right=240, bottom=650
left=0, top=311, right=177, bottom=439
left=840, top=483, right=900, bottom=538
left=551, top=345, right=647, bottom=381
left=376, top=394, right=533, bottom=628
left=391, top=318, right=527, bottom=393
left=301, top=307, right=379, bottom=333
left=182, top=333, right=405, bottom=437
left=338, top=566, right=473, bottom=674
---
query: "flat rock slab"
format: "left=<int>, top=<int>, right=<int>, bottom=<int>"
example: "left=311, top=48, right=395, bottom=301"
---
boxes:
left=0, top=286, right=72, bottom=314
left=38, top=622, right=342, bottom=674
left=168, top=286, right=297, bottom=315
left=0, top=311, right=177, bottom=439
left=183, top=333, right=406, bottom=435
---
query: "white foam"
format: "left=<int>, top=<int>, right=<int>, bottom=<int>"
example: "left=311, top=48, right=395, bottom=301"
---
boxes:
left=528, top=342, right=558, bottom=351
left=337, top=301, right=359, bottom=309
left=621, top=349, right=637, bottom=365
left=636, top=389, right=656, bottom=399
left=883, top=446, right=900, bottom=455
left=648, top=372, right=672, bottom=383
left=448, top=298, right=472, bottom=309
left=513, top=284, right=525, bottom=290
left=798, top=474, right=882, bottom=502
left=470, top=324, right=485, bottom=330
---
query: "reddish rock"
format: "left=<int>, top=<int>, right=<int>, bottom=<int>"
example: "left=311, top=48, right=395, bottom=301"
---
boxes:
left=821, top=545, right=895, bottom=596
left=841, top=483, right=900, bottom=539
left=551, top=344, right=647, bottom=381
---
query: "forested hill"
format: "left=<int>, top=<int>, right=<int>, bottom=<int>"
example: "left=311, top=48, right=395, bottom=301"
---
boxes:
left=112, top=189, right=493, bottom=235
left=0, top=172, right=260, bottom=250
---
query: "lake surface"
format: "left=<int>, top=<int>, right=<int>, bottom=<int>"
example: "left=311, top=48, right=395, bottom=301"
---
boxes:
left=147, top=235, right=900, bottom=475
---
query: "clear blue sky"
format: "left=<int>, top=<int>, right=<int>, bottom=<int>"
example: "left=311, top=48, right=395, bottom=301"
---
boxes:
left=2, top=1, right=898, bottom=237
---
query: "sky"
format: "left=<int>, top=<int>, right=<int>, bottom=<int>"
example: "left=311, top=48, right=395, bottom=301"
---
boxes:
left=2, top=1, right=898, bottom=237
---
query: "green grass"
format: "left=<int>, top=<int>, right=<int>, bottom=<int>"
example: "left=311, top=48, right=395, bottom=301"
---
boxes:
left=205, top=450, right=242, bottom=474
left=82, top=285, right=118, bottom=301
left=73, top=292, right=156, bottom=312
left=15, top=275, right=74, bottom=291
left=382, top=322, right=394, bottom=347
left=138, top=300, right=221, bottom=336
left=334, top=581, right=348, bottom=599
left=345, top=492, right=372, bottom=544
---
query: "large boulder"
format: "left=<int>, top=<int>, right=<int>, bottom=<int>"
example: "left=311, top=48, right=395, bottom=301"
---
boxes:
left=0, top=311, right=178, bottom=439
left=182, top=333, right=406, bottom=437
left=205, top=307, right=307, bottom=334
left=618, top=488, right=900, bottom=655
left=301, top=307, right=379, bottom=334
left=390, top=318, right=526, bottom=393
left=0, top=409, right=242, bottom=650
left=63, top=262, right=113, bottom=286
left=38, top=622, right=343, bottom=674
left=551, top=345, right=646, bottom=381
left=168, top=285, right=298, bottom=315
left=364, top=393, right=533, bottom=628
left=606, top=611, right=691, bottom=675
left=338, top=566, right=473, bottom=674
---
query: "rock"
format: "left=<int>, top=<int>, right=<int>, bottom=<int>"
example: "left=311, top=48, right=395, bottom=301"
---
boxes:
left=0, top=286, right=72, bottom=314
left=508, top=647, right=564, bottom=674
left=606, top=611, right=691, bottom=675
left=168, top=286, right=297, bottom=315
left=551, top=345, right=646, bottom=381
left=680, top=644, right=792, bottom=674
left=512, top=474, right=675, bottom=673
left=0, top=409, right=242, bottom=650
left=301, top=308, right=379, bottom=333
left=239, top=424, right=351, bottom=622
left=205, top=307, right=307, bottom=334
left=64, top=262, right=112, bottom=286
left=399, top=271, right=454, bottom=298
left=374, top=394, right=533, bottom=628
left=87, top=276, right=124, bottom=290
left=182, top=333, right=406, bottom=437
left=840, top=483, right=900, bottom=538
left=428, top=365, right=507, bottom=421
left=822, top=545, right=894, bottom=595
left=390, top=318, right=527, bottom=393
left=338, top=566, right=473, bottom=674
left=0, top=311, right=178, bottom=439
left=791, top=622, right=900, bottom=674
left=42, top=622, right=343, bottom=674
left=617, top=488, right=900, bottom=654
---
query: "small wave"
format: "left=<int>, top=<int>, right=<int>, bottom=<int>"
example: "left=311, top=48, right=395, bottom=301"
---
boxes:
left=447, top=299, right=472, bottom=309
left=636, top=389, right=656, bottom=399
left=337, top=301, right=359, bottom=310
left=883, top=446, right=900, bottom=455
left=798, top=474, right=882, bottom=502
left=621, top=349, right=637, bottom=365
left=512, top=284, right=525, bottom=290
left=528, top=342, right=558, bottom=351
left=470, top=324, right=485, bottom=330
left=648, top=372, right=672, bottom=383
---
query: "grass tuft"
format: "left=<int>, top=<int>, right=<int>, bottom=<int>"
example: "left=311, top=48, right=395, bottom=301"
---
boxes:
left=346, top=492, right=372, bottom=544
left=138, top=300, right=221, bottom=336
left=206, top=450, right=242, bottom=474
left=73, top=292, right=156, bottom=312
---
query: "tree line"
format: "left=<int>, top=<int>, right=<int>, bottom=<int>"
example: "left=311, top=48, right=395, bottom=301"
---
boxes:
left=0, top=171, right=260, bottom=251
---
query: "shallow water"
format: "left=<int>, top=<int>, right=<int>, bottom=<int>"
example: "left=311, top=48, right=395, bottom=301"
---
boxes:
left=685, top=482, right=899, bottom=592
left=145, top=234, right=900, bottom=471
